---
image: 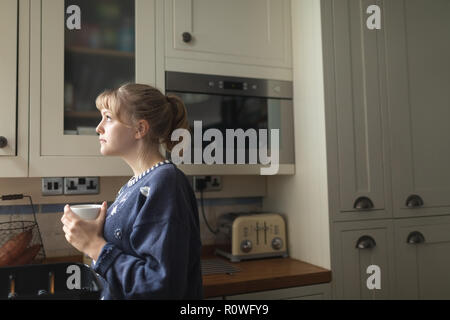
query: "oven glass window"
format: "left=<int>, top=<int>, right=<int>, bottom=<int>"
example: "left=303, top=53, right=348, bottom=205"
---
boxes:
left=167, top=92, right=283, bottom=164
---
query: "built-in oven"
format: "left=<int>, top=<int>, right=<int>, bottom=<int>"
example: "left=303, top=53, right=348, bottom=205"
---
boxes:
left=165, top=71, right=294, bottom=167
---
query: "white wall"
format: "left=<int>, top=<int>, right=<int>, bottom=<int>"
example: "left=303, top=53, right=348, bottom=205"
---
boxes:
left=263, top=0, right=330, bottom=269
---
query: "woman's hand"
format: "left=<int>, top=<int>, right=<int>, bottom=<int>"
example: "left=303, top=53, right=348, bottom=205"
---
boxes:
left=61, top=201, right=108, bottom=261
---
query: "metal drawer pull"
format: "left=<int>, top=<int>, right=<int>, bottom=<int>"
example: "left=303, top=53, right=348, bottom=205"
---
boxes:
left=407, top=231, right=425, bottom=244
left=0, top=136, right=7, bottom=148
left=353, top=197, right=374, bottom=210
left=406, top=194, right=424, bottom=208
left=356, top=235, right=376, bottom=249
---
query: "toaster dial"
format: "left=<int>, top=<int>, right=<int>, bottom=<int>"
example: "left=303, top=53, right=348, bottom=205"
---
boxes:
left=240, top=239, right=252, bottom=253
left=271, top=237, right=283, bottom=250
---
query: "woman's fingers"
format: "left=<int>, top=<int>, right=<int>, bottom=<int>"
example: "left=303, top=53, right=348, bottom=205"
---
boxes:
left=64, top=204, right=79, bottom=219
left=62, top=225, right=73, bottom=243
left=96, top=201, right=108, bottom=222
left=61, top=203, right=106, bottom=256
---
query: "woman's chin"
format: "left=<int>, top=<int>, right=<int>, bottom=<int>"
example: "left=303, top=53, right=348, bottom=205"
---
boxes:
left=100, top=146, right=119, bottom=157
left=99, top=146, right=109, bottom=156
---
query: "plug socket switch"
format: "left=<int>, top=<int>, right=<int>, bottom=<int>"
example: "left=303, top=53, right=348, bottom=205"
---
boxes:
left=42, top=178, right=64, bottom=196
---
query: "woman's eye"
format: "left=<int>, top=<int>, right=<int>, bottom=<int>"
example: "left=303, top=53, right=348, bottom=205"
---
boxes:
left=106, top=115, right=112, bottom=121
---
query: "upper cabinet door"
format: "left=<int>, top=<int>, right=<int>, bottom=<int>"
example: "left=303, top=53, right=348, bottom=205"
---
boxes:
left=322, top=0, right=389, bottom=220
left=165, top=0, right=292, bottom=69
left=30, top=0, right=157, bottom=176
left=385, top=0, right=450, bottom=217
left=0, top=0, right=18, bottom=157
left=39, top=0, right=155, bottom=156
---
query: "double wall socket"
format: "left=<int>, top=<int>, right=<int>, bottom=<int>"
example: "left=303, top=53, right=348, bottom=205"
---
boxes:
left=42, top=177, right=99, bottom=196
left=193, top=176, right=222, bottom=192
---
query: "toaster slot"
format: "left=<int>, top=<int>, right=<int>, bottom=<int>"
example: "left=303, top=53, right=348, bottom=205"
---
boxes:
left=256, top=222, right=259, bottom=245
left=264, top=222, right=267, bottom=245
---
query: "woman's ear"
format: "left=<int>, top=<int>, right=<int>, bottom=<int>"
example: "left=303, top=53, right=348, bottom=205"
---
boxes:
left=135, top=119, right=150, bottom=139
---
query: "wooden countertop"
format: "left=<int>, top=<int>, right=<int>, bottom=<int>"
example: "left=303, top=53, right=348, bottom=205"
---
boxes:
left=43, top=250, right=332, bottom=299
left=202, top=254, right=332, bottom=298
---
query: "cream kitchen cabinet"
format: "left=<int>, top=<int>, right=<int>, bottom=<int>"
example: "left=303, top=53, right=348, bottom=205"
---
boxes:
left=334, top=216, right=450, bottom=300
left=28, top=0, right=161, bottom=177
left=0, top=0, right=29, bottom=177
left=323, top=0, right=391, bottom=222
left=332, top=220, right=395, bottom=299
left=263, top=0, right=450, bottom=300
left=394, top=216, right=450, bottom=300
left=384, top=0, right=450, bottom=218
left=164, top=0, right=292, bottom=81
left=2, top=0, right=292, bottom=178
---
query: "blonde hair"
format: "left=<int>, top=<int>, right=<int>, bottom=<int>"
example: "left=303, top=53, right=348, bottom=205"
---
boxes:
left=95, top=83, right=189, bottom=152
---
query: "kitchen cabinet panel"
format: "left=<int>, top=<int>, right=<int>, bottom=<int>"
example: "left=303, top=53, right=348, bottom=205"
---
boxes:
left=0, top=0, right=18, bottom=158
left=394, top=216, right=450, bottom=299
left=0, top=0, right=29, bottom=177
left=29, top=0, right=160, bottom=177
left=385, top=0, right=450, bottom=217
left=165, top=0, right=292, bottom=80
left=323, top=0, right=390, bottom=221
left=332, top=220, right=395, bottom=299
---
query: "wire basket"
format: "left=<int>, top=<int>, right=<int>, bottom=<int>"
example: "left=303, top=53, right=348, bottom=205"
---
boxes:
left=0, top=195, right=46, bottom=268
left=0, top=221, right=46, bottom=267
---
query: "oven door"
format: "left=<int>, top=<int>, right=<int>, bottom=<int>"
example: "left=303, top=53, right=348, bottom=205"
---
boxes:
left=166, top=91, right=294, bottom=165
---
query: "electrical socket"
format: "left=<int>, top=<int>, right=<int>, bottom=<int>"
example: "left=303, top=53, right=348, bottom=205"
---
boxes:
left=193, top=176, right=222, bottom=192
left=42, top=178, right=64, bottom=196
left=64, top=177, right=100, bottom=195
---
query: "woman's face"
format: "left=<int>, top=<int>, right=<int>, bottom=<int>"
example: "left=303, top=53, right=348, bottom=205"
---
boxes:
left=96, top=109, right=137, bottom=156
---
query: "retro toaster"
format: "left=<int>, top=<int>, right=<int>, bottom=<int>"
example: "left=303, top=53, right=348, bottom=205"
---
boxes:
left=214, top=212, right=288, bottom=262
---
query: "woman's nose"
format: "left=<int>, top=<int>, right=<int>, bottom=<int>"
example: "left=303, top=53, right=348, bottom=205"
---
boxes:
left=96, top=121, right=104, bottom=135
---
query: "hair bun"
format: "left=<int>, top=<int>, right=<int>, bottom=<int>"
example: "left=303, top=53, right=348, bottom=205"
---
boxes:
left=165, top=94, right=189, bottom=152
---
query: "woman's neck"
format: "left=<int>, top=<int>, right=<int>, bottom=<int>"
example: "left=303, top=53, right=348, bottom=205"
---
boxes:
left=123, top=147, right=166, bottom=178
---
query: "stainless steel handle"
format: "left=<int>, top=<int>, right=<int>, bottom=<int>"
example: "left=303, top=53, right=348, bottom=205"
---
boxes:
left=0, top=136, right=7, bottom=148
left=356, top=235, right=376, bottom=249
left=353, top=196, right=374, bottom=210
left=407, top=231, right=425, bottom=244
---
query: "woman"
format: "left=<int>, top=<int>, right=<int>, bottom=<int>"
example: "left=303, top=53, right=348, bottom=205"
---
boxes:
left=61, top=83, right=203, bottom=299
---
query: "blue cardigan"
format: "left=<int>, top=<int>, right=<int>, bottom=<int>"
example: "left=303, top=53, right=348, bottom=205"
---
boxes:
left=92, top=161, right=203, bottom=299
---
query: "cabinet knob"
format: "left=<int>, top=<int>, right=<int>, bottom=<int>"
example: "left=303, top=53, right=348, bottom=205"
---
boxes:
left=182, top=32, right=192, bottom=43
left=353, top=196, right=374, bottom=210
left=407, top=231, right=425, bottom=244
left=406, top=194, right=424, bottom=208
left=355, top=235, right=376, bottom=249
left=0, top=136, right=7, bottom=148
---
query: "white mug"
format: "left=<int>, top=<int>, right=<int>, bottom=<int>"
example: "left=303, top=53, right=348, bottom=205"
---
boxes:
left=70, top=204, right=102, bottom=220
